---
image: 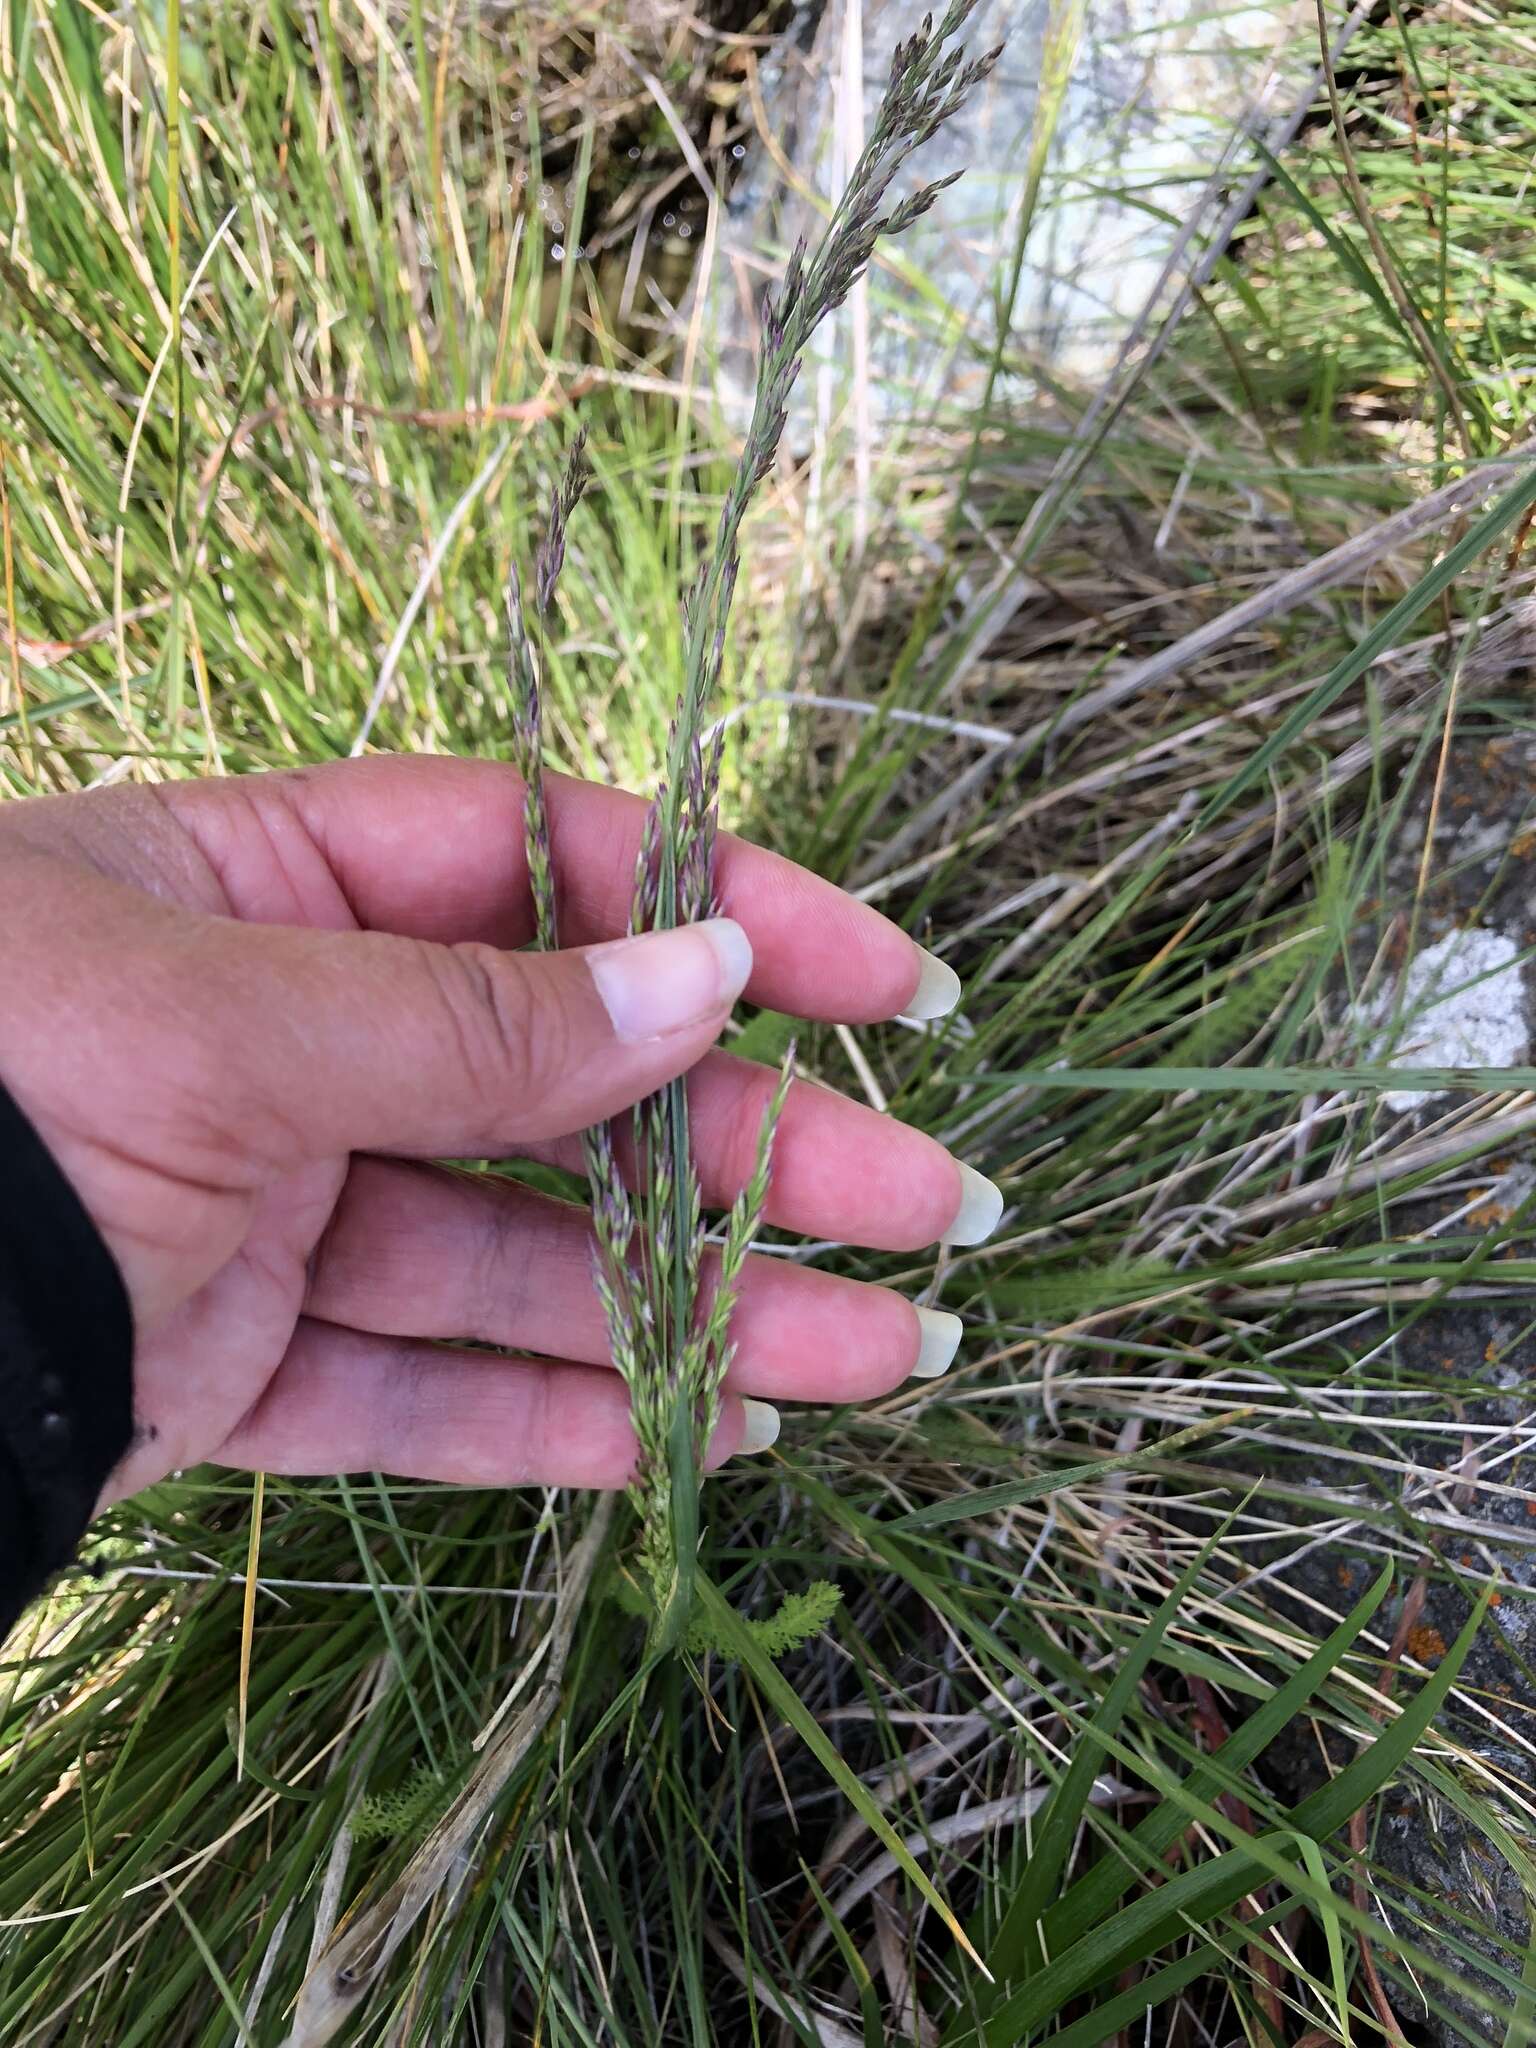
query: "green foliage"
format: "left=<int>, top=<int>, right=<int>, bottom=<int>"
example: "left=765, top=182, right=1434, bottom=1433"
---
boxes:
left=350, top=1754, right=465, bottom=1847
left=610, top=1571, right=842, bottom=1662
left=686, top=1579, right=842, bottom=1662
left=728, top=1007, right=799, bottom=1067
left=1197, top=2, right=1536, bottom=430
left=4, top=0, right=1536, bottom=2041
left=988, top=1253, right=1178, bottom=1323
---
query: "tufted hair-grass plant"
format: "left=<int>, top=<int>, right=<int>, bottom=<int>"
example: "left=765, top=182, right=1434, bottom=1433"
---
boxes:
left=506, top=0, right=999, bottom=1659
left=13, top=0, right=1536, bottom=2041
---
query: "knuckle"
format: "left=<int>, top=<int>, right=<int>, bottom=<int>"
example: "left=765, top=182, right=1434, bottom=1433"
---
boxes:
left=431, top=942, right=549, bottom=1105
left=519, top=1364, right=552, bottom=1483
left=721, top=1064, right=784, bottom=1201
left=469, top=1180, right=536, bottom=1335
left=375, top=1338, right=430, bottom=1472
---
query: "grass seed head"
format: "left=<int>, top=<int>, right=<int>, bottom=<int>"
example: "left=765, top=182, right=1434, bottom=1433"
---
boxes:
left=506, top=0, right=996, bottom=1643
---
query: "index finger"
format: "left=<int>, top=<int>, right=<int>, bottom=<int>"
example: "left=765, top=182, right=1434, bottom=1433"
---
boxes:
left=161, top=755, right=958, bottom=1026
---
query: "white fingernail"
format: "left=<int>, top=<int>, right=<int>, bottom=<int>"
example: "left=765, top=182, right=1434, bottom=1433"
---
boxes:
left=946, top=1162, right=1003, bottom=1245
left=898, top=945, right=961, bottom=1023
left=912, top=1307, right=962, bottom=1378
left=588, top=918, right=753, bottom=1043
left=738, top=1399, right=781, bottom=1455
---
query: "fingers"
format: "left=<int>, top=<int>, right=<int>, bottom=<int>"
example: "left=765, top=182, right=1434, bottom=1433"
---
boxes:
left=533, top=1049, right=1001, bottom=1253
left=184, top=913, right=757, bottom=1166
left=157, top=755, right=950, bottom=1025
left=305, top=1158, right=959, bottom=1400
left=216, top=1320, right=774, bottom=1488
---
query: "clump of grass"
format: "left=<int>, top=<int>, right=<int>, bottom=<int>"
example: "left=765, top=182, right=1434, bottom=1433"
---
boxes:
left=12, top=1, right=1536, bottom=2041
left=507, top=0, right=999, bottom=1653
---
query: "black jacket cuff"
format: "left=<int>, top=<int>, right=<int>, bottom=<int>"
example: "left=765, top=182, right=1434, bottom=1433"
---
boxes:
left=0, top=1081, right=134, bottom=1643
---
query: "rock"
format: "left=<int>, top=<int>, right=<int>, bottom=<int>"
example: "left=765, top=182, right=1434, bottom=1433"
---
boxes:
left=1241, top=736, right=1536, bottom=2042
left=1363, top=925, right=1529, bottom=1109
left=1253, top=1299, right=1536, bottom=2045
left=1348, top=730, right=1536, bottom=1107
left=704, top=0, right=1305, bottom=417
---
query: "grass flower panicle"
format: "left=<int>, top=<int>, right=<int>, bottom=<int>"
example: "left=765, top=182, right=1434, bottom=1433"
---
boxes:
left=507, top=0, right=998, bottom=1651
left=504, top=428, right=591, bottom=947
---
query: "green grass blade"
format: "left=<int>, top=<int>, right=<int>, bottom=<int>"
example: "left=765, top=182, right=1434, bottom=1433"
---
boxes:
left=694, top=1576, right=990, bottom=1979
left=1201, top=454, right=1536, bottom=823
left=1040, top=1567, right=1394, bottom=1952
left=890, top=1412, right=1249, bottom=1531
left=802, top=1862, right=885, bottom=2048
left=970, top=1525, right=1231, bottom=2005
left=975, top=1578, right=1491, bottom=2043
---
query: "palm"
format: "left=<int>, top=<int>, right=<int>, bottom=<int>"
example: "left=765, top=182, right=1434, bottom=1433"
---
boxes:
left=123, top=1161, right=347, bottom=1500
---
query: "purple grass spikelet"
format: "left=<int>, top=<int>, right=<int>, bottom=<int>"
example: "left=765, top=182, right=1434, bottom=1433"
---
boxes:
left=502, top=2, right=997, bottom=1654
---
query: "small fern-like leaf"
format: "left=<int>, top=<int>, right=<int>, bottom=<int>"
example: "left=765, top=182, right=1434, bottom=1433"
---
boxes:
left=745, top=1580, right=842, bottom=1657
left=685, top=1580, right=841, bottom=1661
left=350, top=1752, right=465, bottom=1846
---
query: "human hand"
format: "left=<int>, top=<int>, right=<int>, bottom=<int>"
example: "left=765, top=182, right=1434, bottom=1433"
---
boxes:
left=0, top=756, right=1000, bottom=1506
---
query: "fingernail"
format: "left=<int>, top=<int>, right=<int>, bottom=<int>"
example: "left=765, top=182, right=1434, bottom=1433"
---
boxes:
left=588, top=919, right=753, bottom=1044
left=899, top=945, right=961, bottom=1023
left=946, top=1161, right=1003, bottom=1245
left=912, top=1306, right=962, bottom=1378
left=737, top=1399, right=781, bottom=1455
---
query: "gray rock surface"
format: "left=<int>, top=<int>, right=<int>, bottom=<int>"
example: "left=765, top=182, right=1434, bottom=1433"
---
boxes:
left=705, top=0, right=1304, bottom=417
left=1256, top=1296, right=1536, bottom=2045
left=1251, top=737, right=1536, bottom=2043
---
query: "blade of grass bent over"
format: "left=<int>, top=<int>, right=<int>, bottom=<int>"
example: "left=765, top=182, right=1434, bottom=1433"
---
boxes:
left=973, top=1524, right=1234, bottom=2007
left=694, top=1575, right=991, bottom=1976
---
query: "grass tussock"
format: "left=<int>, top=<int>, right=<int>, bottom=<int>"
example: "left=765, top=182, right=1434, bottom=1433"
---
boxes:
left=6, top=0, right=1536, bottom=2043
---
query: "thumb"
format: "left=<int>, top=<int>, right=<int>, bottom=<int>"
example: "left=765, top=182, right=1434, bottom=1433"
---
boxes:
left=203, top=915, right=756, bottom=1165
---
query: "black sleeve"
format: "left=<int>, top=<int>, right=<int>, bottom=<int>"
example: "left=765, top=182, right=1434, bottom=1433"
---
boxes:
left=0, top=1082, right=134, bottom=1645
